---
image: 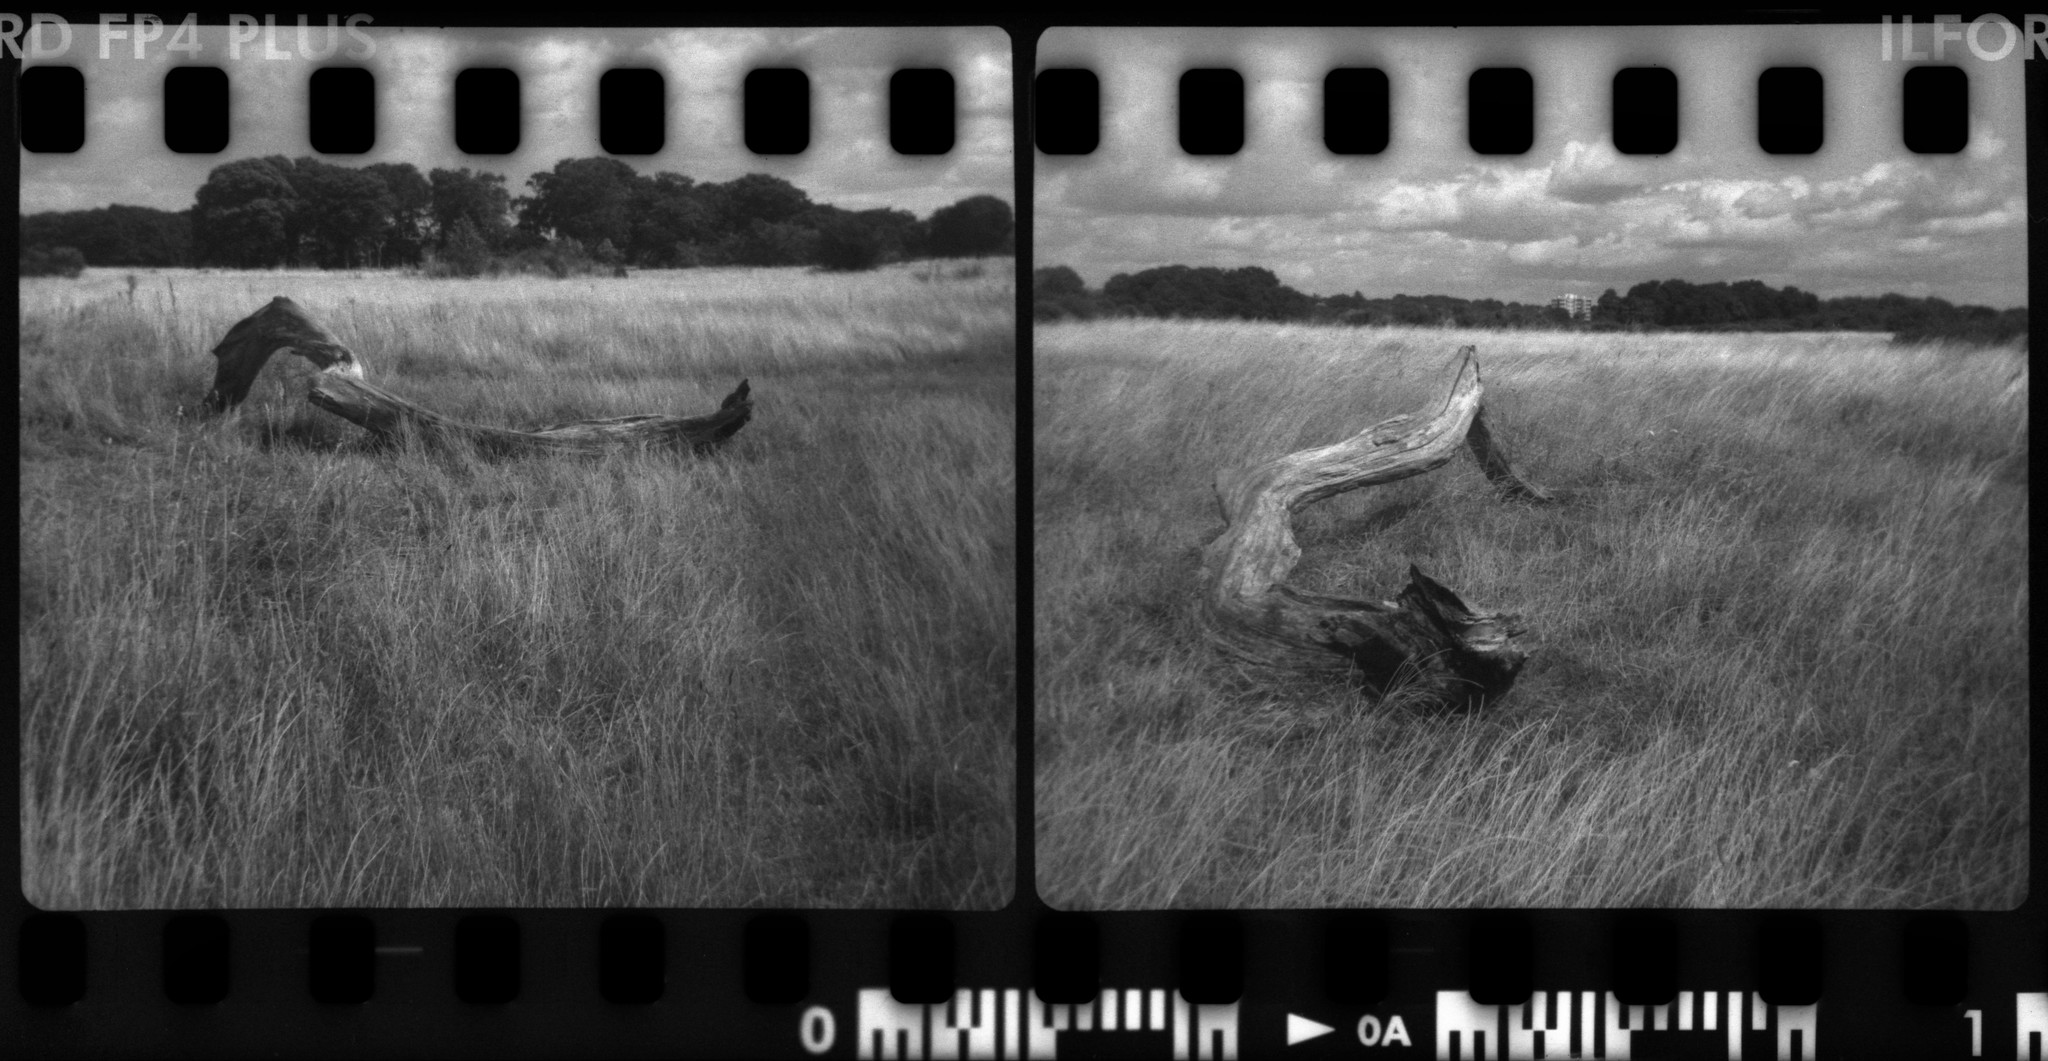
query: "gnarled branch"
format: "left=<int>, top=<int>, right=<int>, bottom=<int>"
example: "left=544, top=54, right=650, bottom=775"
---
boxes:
left=205, top=296, right=751, bottom=454
left=1198, top=346, right=1549, bottom=707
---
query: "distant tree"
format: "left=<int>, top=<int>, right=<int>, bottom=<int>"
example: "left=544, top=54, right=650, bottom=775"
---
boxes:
left=20, top=245, right=86, bottom=277
left=497, top=226, right=548, bottom=256
left=287, top=158, right=397, bottom=267
left=19, top=204, right=190, bottom=267
left=1034, top=265, right=1099, bottom=321
left=722, top=218, right=819, bottom=266
left=1104, top=265, right=1312, bottom=321
left=815, top=213, right=886, bottom=271
left=1729, top=278, right=1774, bottom=322
left=926, top=195, right=1013, bottom=257
left=1388, top=293, right=1436, bottom=326
left=429, top=167, right=512, bottom=250
left=363, top=162, right=431, bottom=266
left=192, top=156, right=300, bottom=266
left=1035, top=265, right=1085, bottom=297
left=539, top=236, right=594, bottom=278
left=517, top=156, right=641, bottom=249
left=714, top=172, right=813, bottom=229
left=1312, top=290, right=1371, bottom=322
left=1594, top=288, right=1623, bottom=324
left=439, top=216, right=490, bottom=277
left=1780, top=285, right=1820, bottom=320
left=629, top=171, right=720, bottom=265
left=852, top=206, right=922, bottom=262
left=1876, top=291, right=1931, bottom=334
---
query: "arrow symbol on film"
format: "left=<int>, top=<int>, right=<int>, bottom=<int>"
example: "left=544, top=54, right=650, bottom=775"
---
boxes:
left=1287, top=1013, right=1335, bottom=1046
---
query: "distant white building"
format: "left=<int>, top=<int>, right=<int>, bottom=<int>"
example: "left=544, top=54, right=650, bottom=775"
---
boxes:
left=1549, top=293, right=1593, bottom=320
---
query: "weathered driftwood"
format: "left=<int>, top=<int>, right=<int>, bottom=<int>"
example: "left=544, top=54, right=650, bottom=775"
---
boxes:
left=1198, top=346, right=1551, bottom=708
left=308, top=373, right=752, bottom=455
left=205, top=296, right=752, bottom=454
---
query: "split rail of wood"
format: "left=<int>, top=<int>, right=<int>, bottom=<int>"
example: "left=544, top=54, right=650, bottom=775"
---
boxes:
left=1198, top=345, right=1552, bottom=708
left=204, top=296, right=751, bottom=454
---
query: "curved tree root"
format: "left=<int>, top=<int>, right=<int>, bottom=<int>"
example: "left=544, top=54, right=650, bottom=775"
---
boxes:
left=1198, top=346, right=1551, bottom=708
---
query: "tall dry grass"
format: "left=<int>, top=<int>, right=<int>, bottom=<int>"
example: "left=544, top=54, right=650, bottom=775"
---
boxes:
left=21, top=262, right=1015, bottom=908
left=1036, top=320, right=2025, bottom=909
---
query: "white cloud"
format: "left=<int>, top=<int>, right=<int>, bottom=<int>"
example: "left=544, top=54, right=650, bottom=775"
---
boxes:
left=1923, top=200, right=2022, bottom=236
left=1372, top=180, right=1464, bottom=229
left=1811, top=198, right=1901, bottom=229
left=1546, top=139, right=1654, bottom=205
left=1505, top=236, right=1577, bottom=266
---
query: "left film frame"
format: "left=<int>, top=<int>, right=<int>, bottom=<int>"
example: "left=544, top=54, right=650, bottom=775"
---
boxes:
left=10, top=11, right=1026, bottom=1056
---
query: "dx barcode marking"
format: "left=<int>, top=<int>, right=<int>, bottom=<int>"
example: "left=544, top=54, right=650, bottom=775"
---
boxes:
left=856, top=987, right=1240, bottom=1060
left=1436, top=990, right=1818, bottom=1061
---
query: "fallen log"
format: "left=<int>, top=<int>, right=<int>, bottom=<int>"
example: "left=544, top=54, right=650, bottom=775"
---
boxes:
left=205, top=296, right=751, bottom=454
left=308, top=373, right=752, bottom=455
left=1198, top=346, right=1551, bottom=708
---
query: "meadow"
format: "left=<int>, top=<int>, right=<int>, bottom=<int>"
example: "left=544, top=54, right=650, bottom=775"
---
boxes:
left=1035, top=320, right=2026, bottom=909
left=20, top=261, right=1015, bottom=908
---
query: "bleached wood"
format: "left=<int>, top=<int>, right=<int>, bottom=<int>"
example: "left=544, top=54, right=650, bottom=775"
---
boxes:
left=1198, top=346, right=1549, bottom=707
left=307, top=373, right=752, bottom=455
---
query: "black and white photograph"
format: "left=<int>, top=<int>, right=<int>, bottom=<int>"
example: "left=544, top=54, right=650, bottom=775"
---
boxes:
left=20, top=24, right=1016, bottom=908
left=1033, top=25, right=2026, bottom=908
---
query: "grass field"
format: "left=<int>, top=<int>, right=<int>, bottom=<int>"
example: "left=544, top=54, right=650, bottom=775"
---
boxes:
left=21, top=262, right=1015, bottom=908
left=1035, top=320, right=2026, bottom=909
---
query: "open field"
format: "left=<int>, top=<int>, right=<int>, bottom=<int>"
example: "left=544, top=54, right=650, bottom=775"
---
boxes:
left=21, top=262, right=1015, bottom=908
left=1036, top=320, right=2026, bottom=909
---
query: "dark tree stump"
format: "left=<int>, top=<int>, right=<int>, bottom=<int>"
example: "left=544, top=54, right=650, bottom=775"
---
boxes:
left=204, top=296, right=751, bottom=455
left=1198, top=346, right=1551, bottom=708
left=206, top=296, right=364, bottom=412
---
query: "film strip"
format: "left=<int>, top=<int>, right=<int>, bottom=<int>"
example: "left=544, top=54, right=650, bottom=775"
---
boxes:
left=7, top=11, right=2038, bottom=1060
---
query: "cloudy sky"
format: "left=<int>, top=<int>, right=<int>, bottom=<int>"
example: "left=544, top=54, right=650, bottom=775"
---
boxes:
left=1038, top=24, right=2026, bottom=308
left=21, top=23, right=1012, bottom=217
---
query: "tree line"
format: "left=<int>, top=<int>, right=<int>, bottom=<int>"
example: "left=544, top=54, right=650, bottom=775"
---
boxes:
left=1035, top=264, right=2028, bottom=346
left=20, top=156, right=1013, bottom=278
left=1034, top=264, right=1583, bottom=329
